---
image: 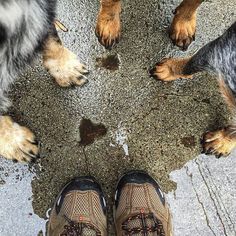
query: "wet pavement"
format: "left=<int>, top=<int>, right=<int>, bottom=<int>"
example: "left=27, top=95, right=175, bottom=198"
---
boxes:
left=0, top=0, right=236, bottom=235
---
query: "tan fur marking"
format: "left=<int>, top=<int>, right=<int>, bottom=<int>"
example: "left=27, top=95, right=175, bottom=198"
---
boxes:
left=152, top=58, right=192, bottom=81
left=43, top=37, right=88, bottom=87
left=201, top=79, right=236, bottom=158
left=218, top=78, right=236, bottom=114
left=202, top=129, right=236, bottom=157
left=170, top=0, right=202, bottom=50
left=95, top=1, right=121, bottom=49
left=0, top=116, right=39, bottom=162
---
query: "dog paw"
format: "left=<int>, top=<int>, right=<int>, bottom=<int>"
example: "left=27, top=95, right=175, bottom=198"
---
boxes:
left=170, top=8, right=196, bottom=51
left=43, top=41, right=88, bottom=87
left=201, top=129, right=236, bottom=158
left=95, top=3, right=121, bottom=49
left=149, top=58, right=192, bottom=81
left=0, top=116, right=39, bottom=162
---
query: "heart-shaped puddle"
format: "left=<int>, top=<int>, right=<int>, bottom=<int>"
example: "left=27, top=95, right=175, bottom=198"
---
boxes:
left=79, top=118, right=107, bottom=146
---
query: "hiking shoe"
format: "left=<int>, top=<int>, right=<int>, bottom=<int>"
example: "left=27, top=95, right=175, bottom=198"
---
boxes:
left=47, top=176, right=107, bottom=236
left=114, top=171, right=172, bottom=236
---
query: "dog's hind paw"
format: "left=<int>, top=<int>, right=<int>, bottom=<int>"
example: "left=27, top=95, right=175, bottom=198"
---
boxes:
left=149, top=58, right=192, bottom=81
left=201, top=129, right=236, bottom=158
left=170, top=7, right=197, bottom=51
left=95, top=2, right=121, bottom=49
left=0, top=116, right=39, bottom=163
left=43, top=38, right=89, bottom=87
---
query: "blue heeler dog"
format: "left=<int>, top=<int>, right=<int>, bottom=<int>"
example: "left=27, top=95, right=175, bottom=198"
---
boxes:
left=150, top=22, right=236, bottom=158
left=0, top=0, right=89, bottom=162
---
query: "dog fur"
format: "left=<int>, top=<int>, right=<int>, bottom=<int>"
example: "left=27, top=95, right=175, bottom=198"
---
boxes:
left=0, top=0, right=88, bottom=162
left=150, top=22, right=236, bottom=157
left=0, top=0, right=228, bottom=162
left=96, top=0, right=203, bottom=50
left=0, top=0, right=202, bottom=162
left=0, top=0, right=56, bottom=112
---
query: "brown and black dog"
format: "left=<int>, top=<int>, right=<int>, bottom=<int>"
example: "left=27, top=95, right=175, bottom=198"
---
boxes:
left=95, top=0, right=203, bottom=50
left=150, top=21, right=236, bottom=158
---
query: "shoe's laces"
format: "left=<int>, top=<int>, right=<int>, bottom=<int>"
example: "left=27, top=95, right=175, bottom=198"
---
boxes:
left=60, top=215, right=102, bottom=236
left=122, top=212, right=165, bottom=236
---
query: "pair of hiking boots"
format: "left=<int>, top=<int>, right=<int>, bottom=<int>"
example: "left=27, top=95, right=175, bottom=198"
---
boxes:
left=47, top=171, right=173, bottom=236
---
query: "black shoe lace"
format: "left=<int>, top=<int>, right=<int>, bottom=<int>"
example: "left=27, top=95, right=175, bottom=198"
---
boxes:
left=122, top=212, right=165, bottom=236
left=60, top=215, right=102, bottom=236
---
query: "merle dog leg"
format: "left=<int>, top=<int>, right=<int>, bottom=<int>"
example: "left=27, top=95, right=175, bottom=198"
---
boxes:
left=149, top=57, right=193, bottom=81
left=202, top=79, right=236, bottom=158
left=170, top=0, right=203, bottom=50
left=150, top=25, right=221, bottom=81
left=43, top=28, right=88, bottom=87
left=151, top=22, right=236, bottom=157
left=95, top=0, right=121, bottom=49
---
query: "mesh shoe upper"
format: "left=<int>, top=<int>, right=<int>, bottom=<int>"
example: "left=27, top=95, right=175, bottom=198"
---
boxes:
left=122, top=212, right=166, bottom=235
left=47, top=178, right=107, bottom=236
left=114, top=172, right=173, bottom=236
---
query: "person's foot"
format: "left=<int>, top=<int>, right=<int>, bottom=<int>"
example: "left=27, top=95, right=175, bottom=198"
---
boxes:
left=114, top=171, right=173, bottom=236
left=47, top=177, right=107, bottom=236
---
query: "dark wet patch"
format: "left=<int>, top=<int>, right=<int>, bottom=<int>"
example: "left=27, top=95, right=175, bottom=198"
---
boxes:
left=96, top=54, right=120, bottom=71
left=0, top=179, right=6, bottom=185
left=181, top=136, right=196, bottom=148
left=201, top=98, right=211, bottom=104
left=79, top=118, right=107, bottom=146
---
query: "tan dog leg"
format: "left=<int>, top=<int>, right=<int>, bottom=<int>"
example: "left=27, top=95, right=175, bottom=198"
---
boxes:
left=96, top=0, right=121, bottom=49
left=0, top=116, right=39, bottom=162
left=170, top=0, right=203, bottom=50
left=43, top=33, right=88, bottom=87
left=150, top=57, right=192, bottom=81
left=202, top=128, right=236, bottom=158
left=202, top=79, right=236, bottom=158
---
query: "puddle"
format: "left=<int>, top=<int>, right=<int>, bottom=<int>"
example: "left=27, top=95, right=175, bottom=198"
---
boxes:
left=96, top=54, right=120, bottom=71
left=79, top=118, right=107, bottom=146
left=0, top=159, right=46, bottom=236
left=181, top=136, right=196, bottom=148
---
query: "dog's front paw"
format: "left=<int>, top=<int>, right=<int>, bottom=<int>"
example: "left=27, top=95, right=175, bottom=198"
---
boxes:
left=0, top=116, right=39, bottom=162
left=149, top=58, right=192, bottom=81
left=201, top=129, right=236, bottom=158
left=95, top=3, right=121, bottom=49
left=170, top=7, right=196, bottom=51
left=43, top=41, right=88, bottom=87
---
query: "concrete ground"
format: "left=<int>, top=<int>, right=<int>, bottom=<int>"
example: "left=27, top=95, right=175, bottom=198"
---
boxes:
left=0, top=0, right=235, bottom=235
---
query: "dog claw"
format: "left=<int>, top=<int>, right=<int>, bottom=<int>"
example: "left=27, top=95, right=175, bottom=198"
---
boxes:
left=215, top=153, right=222, bottom=159
left=149, top=68, right=155, bottom=75
left=31, top=139, right=39, bottom=145
left=172, top=9, right=177, bottom=15
left=205, top=148, right=214, bottom=155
